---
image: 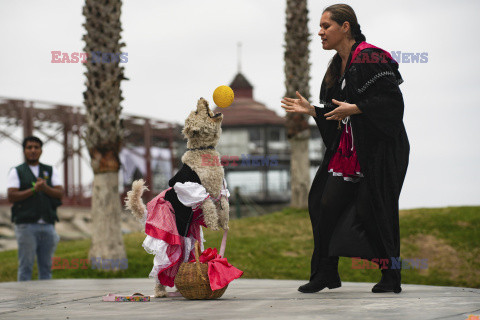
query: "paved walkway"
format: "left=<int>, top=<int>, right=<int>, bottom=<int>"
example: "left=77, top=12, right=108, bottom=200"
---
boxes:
left=0, top=279, right=479, bottom=320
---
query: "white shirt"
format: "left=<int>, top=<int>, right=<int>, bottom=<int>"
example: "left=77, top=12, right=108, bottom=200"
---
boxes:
left=7, top=165, right=62, bottom=224
left=173, top=179, right=230, bottom=210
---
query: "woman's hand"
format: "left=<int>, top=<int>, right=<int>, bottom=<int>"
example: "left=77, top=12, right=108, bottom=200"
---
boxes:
left=281, top=91, right=316, bottom=117
left=324, top=99, right=362, bottom=121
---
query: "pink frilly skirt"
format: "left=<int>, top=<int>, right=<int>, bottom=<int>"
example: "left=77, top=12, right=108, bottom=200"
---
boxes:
left=142, top=187, right=206, bottom=287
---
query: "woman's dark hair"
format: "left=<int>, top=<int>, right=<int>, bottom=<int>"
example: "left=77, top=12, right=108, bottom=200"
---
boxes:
left=22, top=136, right=43, bottom=149
left=323, top=4, right=366, bottom=88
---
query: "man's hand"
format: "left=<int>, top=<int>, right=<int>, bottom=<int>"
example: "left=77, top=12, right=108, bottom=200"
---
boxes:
left=324, top=99, right=362, bottom=121
left=35, top=178, right=46, bottom=192
left=34, top=178, right=64, bottom=199
left=281, top=91, right=316, bottom=117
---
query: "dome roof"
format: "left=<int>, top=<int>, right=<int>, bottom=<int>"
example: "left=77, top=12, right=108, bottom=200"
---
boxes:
left=230, top=73, right=253, bottom=89
left=213, top=97, right=285, bottom=126
left=213, top=72, right=285, bottom=126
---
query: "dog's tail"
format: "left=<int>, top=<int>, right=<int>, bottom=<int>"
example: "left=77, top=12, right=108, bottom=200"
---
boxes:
left=124, top=179, right=149, bottom=222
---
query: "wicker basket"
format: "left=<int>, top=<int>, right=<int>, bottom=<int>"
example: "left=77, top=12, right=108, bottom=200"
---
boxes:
left=174, top=242, right=228, bottom=300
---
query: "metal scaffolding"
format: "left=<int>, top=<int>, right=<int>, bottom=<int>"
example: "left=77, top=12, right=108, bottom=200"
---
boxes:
left=0, top=97, right=182, bottom=206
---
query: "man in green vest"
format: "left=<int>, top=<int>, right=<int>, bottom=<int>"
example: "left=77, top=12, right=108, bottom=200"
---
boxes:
left=7, top=136, right=64, bottom=281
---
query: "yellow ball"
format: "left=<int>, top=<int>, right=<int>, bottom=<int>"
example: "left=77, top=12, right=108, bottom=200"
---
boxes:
left=213, top=85, right=234, bottom=108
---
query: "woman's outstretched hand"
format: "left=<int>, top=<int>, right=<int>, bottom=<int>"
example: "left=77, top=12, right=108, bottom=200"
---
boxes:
left=281, top=91, right=316, bottom=117
left=324, top=99, right=362, bottom=121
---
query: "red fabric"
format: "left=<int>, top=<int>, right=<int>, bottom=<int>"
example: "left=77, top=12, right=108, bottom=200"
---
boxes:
left=327, top=41, right=392, bottom=180
left=145, top=188, right=205, bottom=287
left=189, top=247, right=244, bottom=290
left=327, top=123, right=362, bottom=178
left=349, top=41, right=395, bottom=68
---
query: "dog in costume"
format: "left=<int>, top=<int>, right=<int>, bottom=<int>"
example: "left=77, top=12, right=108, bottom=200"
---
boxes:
left=125, top=97, right=230, bottom=297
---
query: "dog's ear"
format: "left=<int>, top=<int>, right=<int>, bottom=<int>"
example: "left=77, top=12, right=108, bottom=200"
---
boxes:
left=197, top=98, right=208, bottom=113
left=210, top=113, right=223, bottom=123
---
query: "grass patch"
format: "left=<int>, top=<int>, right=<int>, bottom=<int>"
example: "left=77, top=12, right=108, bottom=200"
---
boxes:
left=1, top=206, right=478, bottom=288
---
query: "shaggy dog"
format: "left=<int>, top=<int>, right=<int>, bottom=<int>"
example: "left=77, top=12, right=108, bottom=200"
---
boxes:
left=125, top=97, right=229, bottom=297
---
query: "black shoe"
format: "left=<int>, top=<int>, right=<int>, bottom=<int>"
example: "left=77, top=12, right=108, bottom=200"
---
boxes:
left=372, top=268, right=402, bottom=293
left=298, top=257, right=341, bottom=293
left=298, top=278, right=341, bottom=293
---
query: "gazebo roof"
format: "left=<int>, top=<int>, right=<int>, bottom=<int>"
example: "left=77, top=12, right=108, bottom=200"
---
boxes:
left=230, top=73, right=253, bottom=89
left=213, top=72, right=285, bottom=126
left=213, top=98, right=285, bottom=126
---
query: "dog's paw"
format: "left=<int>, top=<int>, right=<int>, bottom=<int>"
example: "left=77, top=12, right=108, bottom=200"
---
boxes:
left=220, top=219, right=229, bottom=230
left=218, top=197, right=230, bottom=229
left=206, top=217, right=220, bottom=231
left=154, top=283, right=167, bottom=298
left=208, top=220, right=220, bottom=231
left=220, top=222, right=229, bottom=231
left=201, top=198, right=220, bottom=230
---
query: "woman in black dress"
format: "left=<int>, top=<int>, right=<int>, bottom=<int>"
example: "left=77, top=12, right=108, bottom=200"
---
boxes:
left=281, top=4, right=409, bottom=294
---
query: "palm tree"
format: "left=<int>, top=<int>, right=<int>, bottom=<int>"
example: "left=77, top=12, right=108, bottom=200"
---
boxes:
left=82, top=0, right=127, bottom=269
left=284, top=0, right=311, bottom=208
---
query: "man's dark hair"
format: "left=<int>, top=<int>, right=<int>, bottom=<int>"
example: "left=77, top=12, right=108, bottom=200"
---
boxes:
left=22, top=136, right=43, bottom=149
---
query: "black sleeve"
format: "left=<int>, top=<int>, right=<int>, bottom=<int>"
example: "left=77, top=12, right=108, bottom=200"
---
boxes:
left=313, top=104, right=339, bottom=149
left=353, top=49, right=405, bottom=139
left=316, top=72, right=345, bottom=149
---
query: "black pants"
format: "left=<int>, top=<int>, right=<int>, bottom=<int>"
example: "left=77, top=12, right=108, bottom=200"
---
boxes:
left=309, top=173, right=385, bottom=281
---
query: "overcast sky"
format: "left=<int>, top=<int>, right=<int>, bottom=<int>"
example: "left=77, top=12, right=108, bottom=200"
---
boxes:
left=1, top=0, right=479, bottom=210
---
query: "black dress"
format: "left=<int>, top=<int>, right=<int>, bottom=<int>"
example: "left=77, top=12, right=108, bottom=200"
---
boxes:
left=308, top=41, right=410, bottom=277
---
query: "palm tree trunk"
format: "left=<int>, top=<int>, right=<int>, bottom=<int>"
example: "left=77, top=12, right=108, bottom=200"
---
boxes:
left=82, top=0, right=127, bottom=269
left=284, top=0, right=311, bottom=208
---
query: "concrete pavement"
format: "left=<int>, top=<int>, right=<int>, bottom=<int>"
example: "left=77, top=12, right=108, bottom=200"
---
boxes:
left=0, top=279, right=479, bottom=320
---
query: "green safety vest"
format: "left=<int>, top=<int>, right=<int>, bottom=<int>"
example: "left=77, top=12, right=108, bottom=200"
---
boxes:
left=11, top=163, right=61, bottom=224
